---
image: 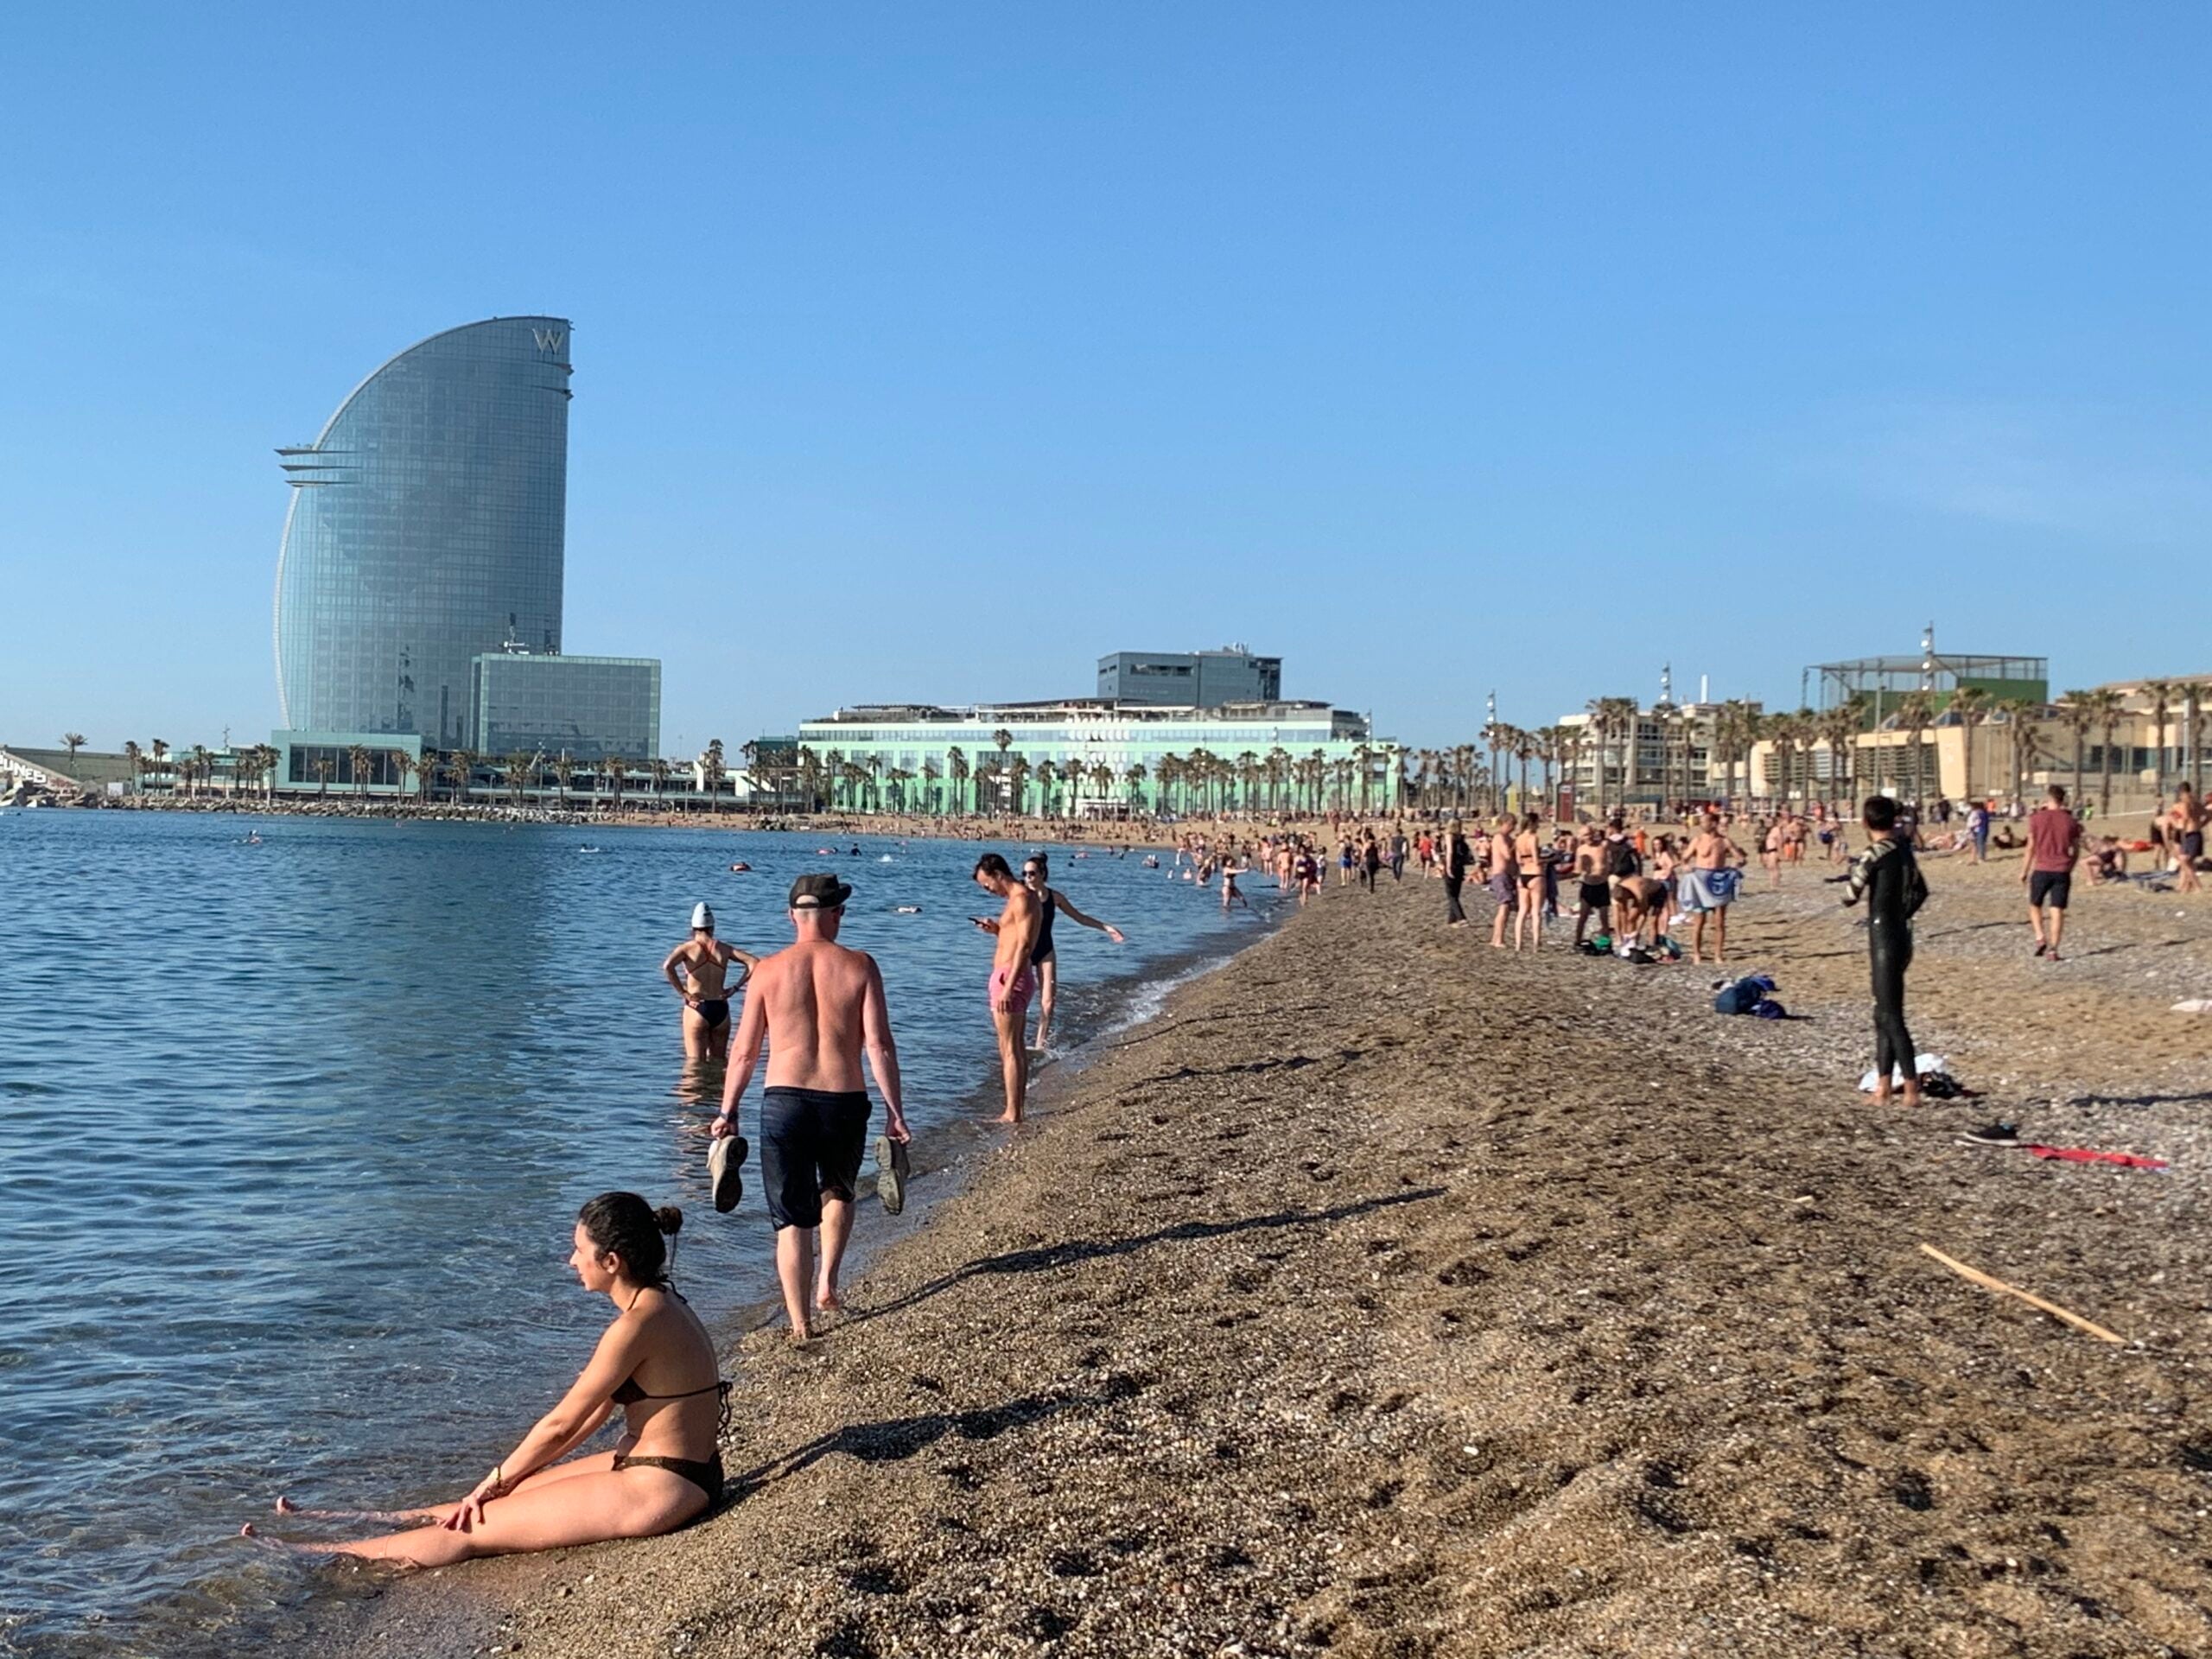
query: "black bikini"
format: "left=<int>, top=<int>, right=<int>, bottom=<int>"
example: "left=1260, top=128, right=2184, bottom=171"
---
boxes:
left=608, top=1293, right=731, bottom=1505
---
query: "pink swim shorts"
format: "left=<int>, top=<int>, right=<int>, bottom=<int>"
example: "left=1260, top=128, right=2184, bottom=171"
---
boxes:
left=988, top=963, right=1037, bottom=1019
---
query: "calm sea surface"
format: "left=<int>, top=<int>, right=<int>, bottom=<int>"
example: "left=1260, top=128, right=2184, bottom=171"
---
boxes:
left=0, top=810, right=1274, bottom=1657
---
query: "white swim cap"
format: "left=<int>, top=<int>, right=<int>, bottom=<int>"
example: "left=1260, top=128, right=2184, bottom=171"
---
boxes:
left=690, top=902, right=715, bottom=931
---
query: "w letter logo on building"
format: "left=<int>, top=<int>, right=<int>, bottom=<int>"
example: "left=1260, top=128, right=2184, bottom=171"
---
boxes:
left=533, top=327, right=565, bottom=353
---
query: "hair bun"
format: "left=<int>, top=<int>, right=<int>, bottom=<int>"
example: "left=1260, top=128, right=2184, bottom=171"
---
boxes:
left=655, top=1205, right=683, bottom=1236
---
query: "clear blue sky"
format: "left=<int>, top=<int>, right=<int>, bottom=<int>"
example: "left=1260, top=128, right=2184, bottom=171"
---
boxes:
left=3, top=3, right=2206, bottom=755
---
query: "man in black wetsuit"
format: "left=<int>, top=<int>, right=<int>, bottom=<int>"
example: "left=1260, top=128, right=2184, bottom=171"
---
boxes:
left=1841, top=796, right=1927, bottom=1109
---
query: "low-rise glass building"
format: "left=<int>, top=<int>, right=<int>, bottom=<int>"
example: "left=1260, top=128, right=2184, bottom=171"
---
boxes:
left=791, top=699, right=1400, bottom=817
left=470, top=652, right=661, bottom=761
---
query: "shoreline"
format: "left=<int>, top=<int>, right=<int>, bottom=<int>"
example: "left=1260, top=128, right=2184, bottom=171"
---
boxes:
left=308, top=857, right=2210, bottom=1656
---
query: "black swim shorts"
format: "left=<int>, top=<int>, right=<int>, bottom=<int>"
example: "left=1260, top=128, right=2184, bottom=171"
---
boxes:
left=760, top=1087, right=870, bottom=1230
left=2029, top=870, right=2072, bottom=909
left=2185, top=831, right=2206, bottom=861
left=1579, top=880, right=1611, bottom=910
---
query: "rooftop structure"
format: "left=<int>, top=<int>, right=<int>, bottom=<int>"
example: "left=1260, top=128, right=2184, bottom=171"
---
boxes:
left=1812, top=629, right=2047, bottom=717
left=1097, top=646, right=1282, bottom=708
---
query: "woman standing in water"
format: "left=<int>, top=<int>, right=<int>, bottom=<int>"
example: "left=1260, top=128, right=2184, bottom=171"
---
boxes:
left=247, top=1193, right=725, bottom=1565
left=1020, top=852, right=1127, bottom=1052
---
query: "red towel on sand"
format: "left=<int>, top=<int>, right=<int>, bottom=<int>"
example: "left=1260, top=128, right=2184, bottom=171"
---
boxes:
left=2024, top=1144, right=2169, bottom=1170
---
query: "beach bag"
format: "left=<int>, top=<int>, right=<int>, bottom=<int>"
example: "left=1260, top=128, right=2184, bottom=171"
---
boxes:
left=1713, top=974, right=1777, bottom=1015
left=1750, top=998, right=1787, bottom=1019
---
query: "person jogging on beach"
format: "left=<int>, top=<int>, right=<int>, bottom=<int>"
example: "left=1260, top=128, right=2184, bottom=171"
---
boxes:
left=971, top=854, right=1044, bottom=1123
left=711, top=874, right=909, bottom=1342
left=1019, top=853, right=1126, bottom=1053
left=1843, top=796, right=1927, bottom=1107
left=1681, top=813, right=1745, bottom=965
left=2024, top=784, right=2082, bottom=960
left=661, top=904, right=759, bottom=1062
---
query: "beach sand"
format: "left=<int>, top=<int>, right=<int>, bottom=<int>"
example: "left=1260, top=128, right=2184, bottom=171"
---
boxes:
left=338, top=852, right=2211, bottom=1658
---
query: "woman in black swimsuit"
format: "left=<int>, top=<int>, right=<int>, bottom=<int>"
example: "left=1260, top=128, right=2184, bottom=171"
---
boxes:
left=250, top=1193, right=726, bottom=1565
left=1019, top=854, right=1125, bottom=1052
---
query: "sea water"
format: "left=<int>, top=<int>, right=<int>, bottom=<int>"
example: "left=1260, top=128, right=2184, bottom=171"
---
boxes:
left=0, top=812, right=1271, bottom=1656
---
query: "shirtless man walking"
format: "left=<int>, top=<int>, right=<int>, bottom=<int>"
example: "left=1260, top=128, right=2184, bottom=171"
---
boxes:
left=661, top=903, right=759, bottom=1062
left=1682, top=813, right=1745, bottom=965
left=2169, top=782, right=2205, bottom=895
left=711, top=874, right=908, bottom=1343
left=971, top=854, right=1043, bottom=1124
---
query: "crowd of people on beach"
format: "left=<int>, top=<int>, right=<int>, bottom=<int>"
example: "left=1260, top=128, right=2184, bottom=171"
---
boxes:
left=245, top=779, right=2206, bottom=1572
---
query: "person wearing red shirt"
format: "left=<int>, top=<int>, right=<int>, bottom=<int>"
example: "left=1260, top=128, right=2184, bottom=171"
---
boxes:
left=2022, top=784, right=2082, bottom=962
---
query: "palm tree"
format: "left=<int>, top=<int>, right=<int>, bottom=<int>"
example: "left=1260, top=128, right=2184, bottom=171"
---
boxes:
left=449, top=750, right=479, bottom=805
left=2056, top=692, right=2094, bottom=807
left=1947, top=686, right=1990, bottom=804
left=604, top=755, right=628, bottom=811
left=647, top=757, right=671, bottom=810
left=2183, top=679, right=2206, bottom=802
left=1035, top=759, right=1059, bottom=819
left=989, top=729, right=1014, bottom=816
left=391, top=748, right=417, bottom=805
left=2087, top=688, right=2126, bottom=816
left=920, top=756, right=944, bottom=813
left=2007, top=709, right=2045, bottom=804
left=1818, top=705, right=1859, bottom=807
left=1891, top=694, right=1933, bottom=808
left=121, top=740, right=143, bottom=795
left=417, top=753, right=442, bottom=806
left=701, top=740, right=727, bottom=814
left=1007, top=754, right=1032, bottom=817
left=1123, top=761, right=1147, bottom=815
left=311, top=756, right=334, bottom=800
left=2139, top=680, right=2180, bottom=798
left=550, top=754, right=576, bottom=809
left=943, top=746, right=967, bottom=815
left=61, top=732, right=86, bottom=767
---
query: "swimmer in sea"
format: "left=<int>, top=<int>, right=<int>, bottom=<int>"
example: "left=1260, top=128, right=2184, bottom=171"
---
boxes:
left=662, top=903, right=759, bottom=1062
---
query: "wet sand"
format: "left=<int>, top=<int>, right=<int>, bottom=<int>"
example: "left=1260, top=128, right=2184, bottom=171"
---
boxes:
left=337, top=855, right=2210, bottom=1657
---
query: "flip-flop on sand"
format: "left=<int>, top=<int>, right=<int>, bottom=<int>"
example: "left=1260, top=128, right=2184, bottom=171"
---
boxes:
left=876, top=1135, right=910, bottom=1215
left=709, top=1133, right=748, bottom=1213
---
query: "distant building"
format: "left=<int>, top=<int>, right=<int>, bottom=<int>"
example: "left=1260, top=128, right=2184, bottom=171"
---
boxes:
left=268, top=316, right=661, bottom=790
left=793, top=698, right=1395, bottom=816
left=0, top=745, right=141, bottom=798
left=276, top=316, right=573, bottom=743
left=1097, top=646, right=1282, bottom=709
left=471, top=652, right=661, bottom=762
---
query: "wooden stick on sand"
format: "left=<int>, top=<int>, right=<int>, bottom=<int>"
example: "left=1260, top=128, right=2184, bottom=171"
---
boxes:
left=1919, top=1243, right=2127, bottom=1345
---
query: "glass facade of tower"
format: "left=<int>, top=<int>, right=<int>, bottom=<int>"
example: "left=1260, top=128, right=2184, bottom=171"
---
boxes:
left=471, top=653, right=662, bottom=762
left=274, top=317, right=572, bottom=744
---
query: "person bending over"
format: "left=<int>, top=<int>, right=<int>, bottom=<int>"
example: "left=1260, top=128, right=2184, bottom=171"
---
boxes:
left=246, top=1194, right=725, bottom=1565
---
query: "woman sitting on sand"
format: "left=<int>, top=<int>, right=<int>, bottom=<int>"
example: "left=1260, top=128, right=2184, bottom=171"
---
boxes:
left=248, top=1193, right=726, bottom=1567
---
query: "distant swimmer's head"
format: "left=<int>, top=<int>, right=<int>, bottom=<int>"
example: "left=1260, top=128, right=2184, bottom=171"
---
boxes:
left=690, top=901, right=715, bottom=935
left=574, top=1192, right=682, bottom=1292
